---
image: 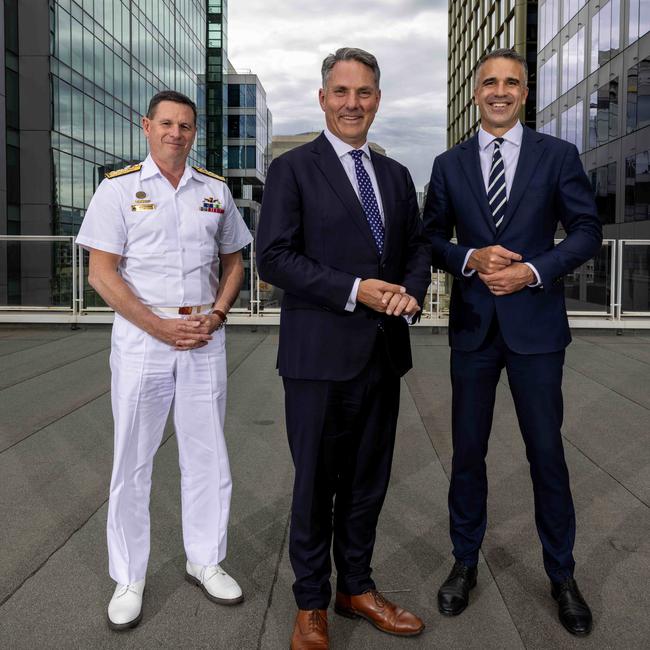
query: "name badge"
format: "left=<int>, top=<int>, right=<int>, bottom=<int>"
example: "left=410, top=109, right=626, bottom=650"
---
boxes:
left=131, top=190, right=156, bottom=212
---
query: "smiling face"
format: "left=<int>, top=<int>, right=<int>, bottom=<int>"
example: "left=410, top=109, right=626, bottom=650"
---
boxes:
left=142, top=100, right=196, bottom=168
left=319, top=59, right=381, bottom=148
left=474, top=57, right=528, bottom=136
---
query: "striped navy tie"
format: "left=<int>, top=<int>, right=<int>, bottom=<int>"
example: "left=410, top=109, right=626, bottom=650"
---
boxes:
left=487, top=137, right=507, bottom=228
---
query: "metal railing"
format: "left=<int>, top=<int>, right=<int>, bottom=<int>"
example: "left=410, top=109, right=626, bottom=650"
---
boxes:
left=0, top=236, right=648, bottom=328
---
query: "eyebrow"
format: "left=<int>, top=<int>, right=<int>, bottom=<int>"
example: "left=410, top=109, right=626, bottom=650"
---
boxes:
left=482, top=76, right=521, bottom=85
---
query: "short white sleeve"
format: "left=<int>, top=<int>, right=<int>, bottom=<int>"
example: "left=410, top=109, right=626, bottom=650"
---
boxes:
left=75, top=179, right=127, bottom=256
left=218, top=185, right=254, bottom=254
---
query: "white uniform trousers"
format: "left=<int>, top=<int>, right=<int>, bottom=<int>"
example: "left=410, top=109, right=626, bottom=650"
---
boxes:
left=107, top=313, right=231, bottom=585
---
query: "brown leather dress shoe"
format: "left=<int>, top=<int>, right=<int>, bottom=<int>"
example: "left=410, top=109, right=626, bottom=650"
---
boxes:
left=334, top=590, right=424, bottom=637
left=290, top=609, right=329, bottom=649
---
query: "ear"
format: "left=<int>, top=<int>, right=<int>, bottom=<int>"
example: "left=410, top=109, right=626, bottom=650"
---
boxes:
left=142, top=116, right=151, bottom=137
left=318, top=88, right=326, bottom=112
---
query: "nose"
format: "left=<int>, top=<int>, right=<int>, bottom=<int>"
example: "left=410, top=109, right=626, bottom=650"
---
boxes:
left=344, top=91, right=361, bottom=110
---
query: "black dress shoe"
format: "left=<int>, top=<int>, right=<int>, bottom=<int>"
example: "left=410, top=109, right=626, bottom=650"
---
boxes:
left=551, top=577, right=593, bottom=636
left=437, top=561, right=478, bottom=616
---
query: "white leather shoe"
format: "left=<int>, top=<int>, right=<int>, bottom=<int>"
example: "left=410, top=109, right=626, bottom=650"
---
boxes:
left=185, top=561, right=244, bottom=605
left=107, top=579, right=145, bottom=630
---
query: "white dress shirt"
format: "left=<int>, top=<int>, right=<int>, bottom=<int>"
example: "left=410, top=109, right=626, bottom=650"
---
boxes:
left=323, top=127, right=386, bottom=310
left=463, top=121, right=541, bottom=285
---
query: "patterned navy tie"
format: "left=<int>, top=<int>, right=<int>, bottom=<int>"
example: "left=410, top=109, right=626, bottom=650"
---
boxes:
left=487, top=137, right=507, bottom=228
left=349, top=149, right=385, bottom=254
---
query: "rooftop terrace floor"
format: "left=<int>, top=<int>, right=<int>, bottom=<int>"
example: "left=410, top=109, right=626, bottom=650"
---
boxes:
left=0, top=325, right=648, bottom=649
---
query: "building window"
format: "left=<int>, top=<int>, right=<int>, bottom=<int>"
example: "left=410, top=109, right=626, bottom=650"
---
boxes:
left=562, top=0, right=588, bottom=26
left=628, top=0, right=650, bottom=45
left=627, top=56, right=650, bottom=132
left=591, top=0, right=621, bottom=72
left=227, top=84, right=256, bottom=108
left=561, top=26, right=585, bottom=94
left=539, top=54, right=558, bottom=109
left=587, top=79, right=619, bottom=149
left=539, top=0, right=559, bottom=49
left=625, top=151, right=650, bottom=222
left=560, top=100, right=584, bottom=152
left=590, top=162, right=617, bottom=224
left=538, top=117, right=557, bottom=136
left=227, top=145, right=256, bottom=169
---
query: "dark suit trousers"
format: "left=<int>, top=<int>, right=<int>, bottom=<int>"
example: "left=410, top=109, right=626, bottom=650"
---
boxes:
left=449, top=319, right=576, bottom=582
left=283, top=335, right=400, bottom=610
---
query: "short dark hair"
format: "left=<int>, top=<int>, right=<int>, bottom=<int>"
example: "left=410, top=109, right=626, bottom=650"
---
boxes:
left=146, top=90, right=197, bottom=124
left=473, top=48, right=528, bottom=89
left=321, top=47, right=381, bottom=89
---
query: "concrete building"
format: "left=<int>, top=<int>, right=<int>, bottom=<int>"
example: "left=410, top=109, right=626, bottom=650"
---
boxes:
left=536, top=0, right=650, bottom=311
left=447, top=0, right=538, bottom=147
left=1, top=0, right=207, bottom=307
left=272, top=132, right=386, bottom=160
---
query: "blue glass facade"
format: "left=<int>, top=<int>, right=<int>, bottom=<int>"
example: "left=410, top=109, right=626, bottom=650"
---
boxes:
left=51, top=0, right=206, bottom=236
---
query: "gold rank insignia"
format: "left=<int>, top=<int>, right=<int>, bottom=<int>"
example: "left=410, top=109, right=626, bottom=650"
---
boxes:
left=200, top=196, right=225, bottom=214
left=131, top=191, right=156, bottom=212
left=192, top=165, right=226, bottom=182
left=105, top=163, right=142, bottom=179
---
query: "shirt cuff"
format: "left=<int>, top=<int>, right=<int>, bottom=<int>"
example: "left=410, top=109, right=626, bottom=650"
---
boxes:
left=462, top=249, right=477, bottom=276
left=525, top=262, right=542, bottom=287
left=345, top=277, right=361, bottom=312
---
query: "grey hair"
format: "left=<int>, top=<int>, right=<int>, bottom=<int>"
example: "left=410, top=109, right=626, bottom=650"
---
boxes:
left=321, top=47, right=381, bottom=89
left=473, top=48, right=528, bottom=90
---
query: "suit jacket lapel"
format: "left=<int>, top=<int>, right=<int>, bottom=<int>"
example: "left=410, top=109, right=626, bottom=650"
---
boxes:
left=458, top=134, right=496, bottom=234
left=498, top=126, right=546, bottom=236
left=312, top=133, right=378, bottom=254
left=369, top=149, right=393, bottom=262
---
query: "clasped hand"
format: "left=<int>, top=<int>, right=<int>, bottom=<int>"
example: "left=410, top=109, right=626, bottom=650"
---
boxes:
left=153, top=313, right=224, bottom=350
left=357, top=279, right=421, bottom=316
left=467, top=245, right=534, bottom=296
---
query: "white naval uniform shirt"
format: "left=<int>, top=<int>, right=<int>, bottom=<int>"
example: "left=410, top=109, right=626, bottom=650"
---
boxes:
left=76, top=154, right=253, bottom=307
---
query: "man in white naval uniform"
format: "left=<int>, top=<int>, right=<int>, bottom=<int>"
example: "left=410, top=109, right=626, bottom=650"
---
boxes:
left=76, top=90, right=253, bottom=630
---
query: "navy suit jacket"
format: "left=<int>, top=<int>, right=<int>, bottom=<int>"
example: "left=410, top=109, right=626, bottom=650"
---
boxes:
left=256, top=132, right=431, bottom=380
left=423, top=125, right=602, bottom=354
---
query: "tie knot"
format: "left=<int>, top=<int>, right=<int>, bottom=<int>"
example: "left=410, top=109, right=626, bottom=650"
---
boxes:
left=493, top=137, right=504, bottom=148
left=349, top=149, right=364, bottom=161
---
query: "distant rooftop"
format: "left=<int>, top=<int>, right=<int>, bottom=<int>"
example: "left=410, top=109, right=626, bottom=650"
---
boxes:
left=272, top=132, right=387, bottom=159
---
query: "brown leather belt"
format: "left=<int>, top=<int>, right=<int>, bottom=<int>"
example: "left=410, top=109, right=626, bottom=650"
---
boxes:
left=152, top=303, right=213, bottom=315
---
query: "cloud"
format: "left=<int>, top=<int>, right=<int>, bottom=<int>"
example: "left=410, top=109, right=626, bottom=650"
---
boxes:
left=227, top=1, right=448, bottom=189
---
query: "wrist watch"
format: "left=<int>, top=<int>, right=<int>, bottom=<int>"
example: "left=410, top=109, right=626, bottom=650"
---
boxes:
left=211, top=308, right=228, bottom=329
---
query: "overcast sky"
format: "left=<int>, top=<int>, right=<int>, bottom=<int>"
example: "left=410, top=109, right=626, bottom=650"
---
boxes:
left=228, top=0, right=448, bottom=191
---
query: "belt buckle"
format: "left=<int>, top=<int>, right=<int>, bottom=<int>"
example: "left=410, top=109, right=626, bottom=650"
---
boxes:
left=178, top=306, right=192, bottom=315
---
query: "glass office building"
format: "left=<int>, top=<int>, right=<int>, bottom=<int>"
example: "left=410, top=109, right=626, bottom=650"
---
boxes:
left=223, top=68, right=272, bottom=309
left=205, top=0, right=227, bottom=174
left=537, top=0, right=650, bottom=310
left=447, top=0, right=538, bottom=147
left=1, top=0, right=206, bottom=306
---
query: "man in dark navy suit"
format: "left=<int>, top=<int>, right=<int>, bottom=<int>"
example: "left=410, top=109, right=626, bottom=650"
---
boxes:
left=423, top=49, right=601, bottom=637
left=257, top=47, right=431, bottom=649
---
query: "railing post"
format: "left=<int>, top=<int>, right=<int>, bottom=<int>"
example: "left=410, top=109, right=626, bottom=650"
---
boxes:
left=615, top=240, right=624, bottom=321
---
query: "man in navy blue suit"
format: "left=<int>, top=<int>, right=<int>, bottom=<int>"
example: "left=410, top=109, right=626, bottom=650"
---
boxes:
left=257, top=47, right=431, bottom=649
left=423, top=49, right=601, bottom=637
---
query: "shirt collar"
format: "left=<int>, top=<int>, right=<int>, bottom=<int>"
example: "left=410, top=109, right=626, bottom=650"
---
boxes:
left=140, top=153, right=195, bottom=186
left=478, top=121, right=523, bottom=150
left=323, top=126, right=372, bottom=160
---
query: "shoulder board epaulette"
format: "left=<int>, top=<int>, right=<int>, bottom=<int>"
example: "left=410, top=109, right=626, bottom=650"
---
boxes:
left=105, top=163, right=142, bottom=179
left=193, top=166, right=225, bottom=182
